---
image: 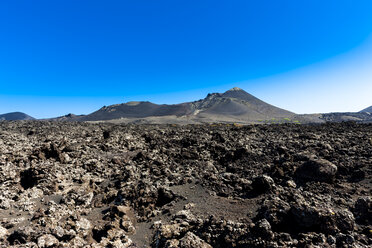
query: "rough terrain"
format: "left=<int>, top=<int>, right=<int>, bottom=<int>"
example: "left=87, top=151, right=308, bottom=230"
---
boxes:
left=0, top=121, right=371, bottom=247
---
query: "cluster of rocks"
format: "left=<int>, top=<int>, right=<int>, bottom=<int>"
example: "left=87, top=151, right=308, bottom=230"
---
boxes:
left=0, top=121, right=370, bottom=247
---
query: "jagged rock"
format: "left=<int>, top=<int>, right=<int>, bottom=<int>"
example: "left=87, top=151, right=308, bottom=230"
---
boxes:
left=179, top=232, right=212, bottom=248
left=159, top=223, right=183, bottom=239
left=254, top=219, right=274, bottom=240
left=286, top=180, right=296, bottom=188
left=257, top=197, right=291, bottom=229
left=290, top=202, right=322, bottom=229
left=120, top=218, right=136, bottom=234
left=156, top=187, right=176, bottom=207
left=174, top=210, right=197, bottom=224
left=165, top=239, right=179, bottom=248
left=69, top=236, right=87, bottom=247
left=37, top=234, right=59, bottom=248
left=295, top=158, right=337, bottom=182
left=0, top=121, right=369, bottom=247
left=251, top=175, right=275, bottom=194
left=353, top=196, right=371, bottom=224
left=76, top=218, right=92, bottom=237
left=335, top=209, right=355, bottom=233
left=336, top=233, right=355, bottom=246
left=20, top=168, right=42, bottom=189
left=0, top=225, right=8, bottom=240
left=327, top=235, right=336, bottom=245
left=7, top=230, right=28, bottom=245
left=39, top=143, right=66, bottom=162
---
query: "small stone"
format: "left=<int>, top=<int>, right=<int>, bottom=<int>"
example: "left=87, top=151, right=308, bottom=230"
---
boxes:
left=286, top=180, right=296, bottom=188
left=353, top=196, right=371, bottom=224
left=179, top=232, right=212, bottom=248
left=70, top=236, right=87, bottom=247
left=252, top=175, right=275, bottom=194
left=0, top=225, right=8, bottom=240
left=165, top=239, right=180, bottom=248
left=184, top=203, right=195, bottom=210
left=174, top=210, right=196, bottom=222
left=327, top=235, right=336, bottom=245
left=120, top=219, right=135, bottom=234
left=76, top=218, right=92, bottom=237
left=37, top=234, right=59, bottom=248
left=255, top=219, right=274, bottom=239
left=160, top=224, right=183, bottom=239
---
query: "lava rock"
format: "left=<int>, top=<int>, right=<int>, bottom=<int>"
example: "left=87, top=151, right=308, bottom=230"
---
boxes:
left=295, top=158, right=338, bottom=183
left=254, top=219, right=274, bottom=240
left=37, top=234, right=59, bottom=248
left=0, top=121, right=370, bottom=247
left=179, top=232, right=212, bottom=248
left=353, top=196, right=371, bottom=224
left=251, top=175, right=275, bottom=194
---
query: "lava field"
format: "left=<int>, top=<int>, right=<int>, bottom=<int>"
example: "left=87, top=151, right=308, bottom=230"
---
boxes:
left=0, top=121, right=371, bottom=247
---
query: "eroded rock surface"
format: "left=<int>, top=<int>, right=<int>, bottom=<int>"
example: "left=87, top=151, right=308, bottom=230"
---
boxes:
left=0, top=121, right=370, bottom=247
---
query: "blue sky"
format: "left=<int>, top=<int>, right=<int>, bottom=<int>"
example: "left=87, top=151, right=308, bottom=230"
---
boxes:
left=1, top=0, right=372, bottom=118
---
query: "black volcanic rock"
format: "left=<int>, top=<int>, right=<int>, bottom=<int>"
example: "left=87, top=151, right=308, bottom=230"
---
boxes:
left=0, top=121, right=370, bottom=247
left=295, top=158, right=338, bottom=183
left=360, top=105, right=372, bottom=113
left=0, top=112, right=34, bottom=121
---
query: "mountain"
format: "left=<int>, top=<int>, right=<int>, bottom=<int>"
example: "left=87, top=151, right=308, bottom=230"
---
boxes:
left=58, top=87, right=294, bottom=123
left=317, top=105, right=372, bottom=123
left=320, top=112, right=372, bottom=123
left=192, top=87, right=293, bottom=120
left=77, top=101, right=192, bottom=121
left=0, top=112, right=35, bottom=121
left=318, top=104, right=372, bottom=123
left=360, top=106, right=372, bottom=113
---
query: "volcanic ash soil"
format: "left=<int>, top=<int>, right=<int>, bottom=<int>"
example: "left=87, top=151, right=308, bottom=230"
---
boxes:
left=0, top=121, right=371, bottom=247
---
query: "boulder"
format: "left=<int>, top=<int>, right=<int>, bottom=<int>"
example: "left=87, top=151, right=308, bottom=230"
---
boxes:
left=251, top=175, right=275, bottom=194
left=37, top=234, right=59, bottom=248
left=295, top=158, right=337, bottom=182
left=179, top=232, right=212, bottom=248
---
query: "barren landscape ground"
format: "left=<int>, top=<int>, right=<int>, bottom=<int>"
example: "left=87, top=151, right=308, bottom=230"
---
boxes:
left=0, top=121, right=371, bottom=247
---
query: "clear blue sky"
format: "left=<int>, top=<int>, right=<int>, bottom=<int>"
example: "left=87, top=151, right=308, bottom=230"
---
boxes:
left=1, top=0, right=372, bottom=118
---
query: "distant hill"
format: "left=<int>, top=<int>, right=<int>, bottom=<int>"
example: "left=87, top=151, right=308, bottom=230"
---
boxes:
left=54, top=87, right=295, bottom=123
left=78, top=101, right=192, bottom=121
left=0, top=112, right=35, bottom=121
left=320, top=112, right=372, bottom=123
left=316, top=105, right=372, bottom=123
left=360, top=106, right=372, bottom=113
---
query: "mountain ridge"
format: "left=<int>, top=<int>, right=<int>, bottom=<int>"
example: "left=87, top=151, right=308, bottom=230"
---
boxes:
left=53, top=87, right=295, bottom=123
left=360, top=105, right=372, bottom=113
left=0, top=112, right=35, bottom=121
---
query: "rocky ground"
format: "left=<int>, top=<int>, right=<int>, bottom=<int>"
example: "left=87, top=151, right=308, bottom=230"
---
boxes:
left=0, top=121, right=371, bottom=247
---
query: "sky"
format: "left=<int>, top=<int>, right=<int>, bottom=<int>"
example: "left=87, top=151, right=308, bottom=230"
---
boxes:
left=1, top=0, right=372, bottom=118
